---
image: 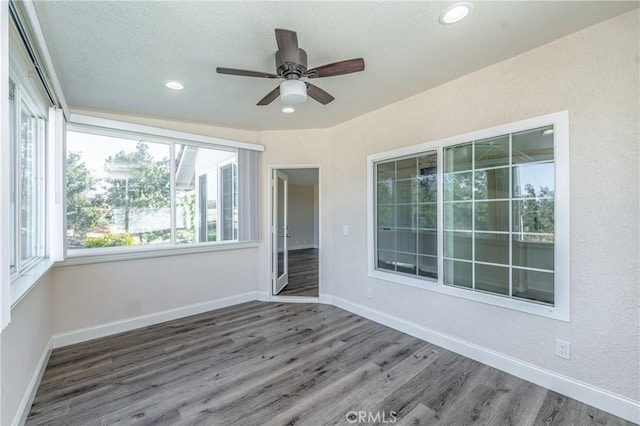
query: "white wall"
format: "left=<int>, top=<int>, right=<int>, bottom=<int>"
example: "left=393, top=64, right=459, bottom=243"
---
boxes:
left=257, top=10, right=639, bottom=402
left=51, top=247, right=259, bottom=334
left=1, top=273, right=52, bottom=425
left=49, top=110, right=263, bottom=336
left=287, top=183, right=316, bottom=249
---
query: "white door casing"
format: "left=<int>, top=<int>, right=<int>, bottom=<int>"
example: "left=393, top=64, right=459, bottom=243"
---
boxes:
left=272, top=170, right=289, bottom=294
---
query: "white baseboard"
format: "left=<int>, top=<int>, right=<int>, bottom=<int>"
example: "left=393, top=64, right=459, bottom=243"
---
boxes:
left=318, top=294, right=334, bottom=305
left=52, top=292, right=258, bottom=348
left=330, top=296, right=640, bottom=424
left=13, top=338, right=52, bottom=426
left=256, top=291, right=270, bottom=301
left=288, top=244, right=316, bottom=251
left=270, top=295, right=319, bottom=303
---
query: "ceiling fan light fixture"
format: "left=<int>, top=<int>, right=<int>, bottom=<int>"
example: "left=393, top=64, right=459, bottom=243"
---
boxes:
left=439, top=2, right=473, bottom=25
left=165, top=80, right=184, bottom=90
left=282, top=107, right=295, bottom=114
left=280, top=80, right=307, bottom=105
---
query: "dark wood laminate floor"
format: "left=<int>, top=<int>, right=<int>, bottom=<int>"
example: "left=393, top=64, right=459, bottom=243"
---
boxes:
left=278, top=248, right=318, bottom=297
left=27, top=301, right=633, bottom=426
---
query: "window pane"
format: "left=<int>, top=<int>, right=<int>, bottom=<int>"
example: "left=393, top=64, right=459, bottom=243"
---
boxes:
left=20, top=108, right=38, bottom=263
left=444, top=231, right=472, bottom=260
left=378, top=228, right=395, bottom=252
left=397, top=179, right=416, bottom=203
left=67, top=132, right=171, bottom=249
left=176, top=186, right=195, bottom=244
left=513, top=236, right=554, bottom=271
left=397, top=229, right=416, bottom=254
left=374, top=152, right=437, bottom=279
left=444, top=143, right=472, bottom=173
left=177, top=145, right=238, bottom=244
left=396, top=157, right=417, bottom=180
left=513, top=200, right=554, bottom=234
left=512, top=163, right=554, bottom=199
left=474, top=135, right=509, bottom=169
left=444, top=202, right=472, bottom=230
left=475, top=264, right=509, bottom=295
left=513, top=268, right=554, bottom=304
left=512, top=126, right=554, bottom=164
left=475, top=200, right=509, bottom=232
left=377, top=181, right=395, bottom=204
left=474, top=167, right=509, bottom=200
left=438, top=123, right=557, bottom=308
left=444, top=172, right=472, bottom=201
left=378, top=250, right=395, bottom=271
left=418, top=203, right=436, bottom=229
left=377, top=205, right=395, bottom=227
left=397, top=204, right=415, bottom=228
left=376, top=161, right=395, bottom=182
left=396, top=252, right=417, bottom=275
left=418, top=256, right=437, bottom=279
left=418, top=230, right=436, bottom=256
left=475, top=233, right=509, bottom=265
left=418, top=154, right=437, bottom=202
left=444, top=259, right=472, bottom=288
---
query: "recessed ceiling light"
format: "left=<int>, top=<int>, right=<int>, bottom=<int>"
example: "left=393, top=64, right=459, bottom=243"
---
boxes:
left=439, top=2, right=473, bottom=25
left=165, top=81, right=184, bottom=90
left=282, top=107, right=295, bottom=114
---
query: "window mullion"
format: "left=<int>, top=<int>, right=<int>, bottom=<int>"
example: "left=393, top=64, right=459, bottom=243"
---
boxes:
left=508, top=133, right=513, bottom=298
left=471, top=141, right=476, bottom=291
left=437, top=146, right=444, bottom=285
left=414, top=158, right=418, bottom=277
left=393, top=161, right=397, bottom=273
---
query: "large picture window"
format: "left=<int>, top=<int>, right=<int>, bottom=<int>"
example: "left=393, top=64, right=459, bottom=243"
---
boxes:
left=66, top=129, right=242, bottom=251
left=443, top=127, right=555, bottom=305
left=368, top=112, right=569, bottom=320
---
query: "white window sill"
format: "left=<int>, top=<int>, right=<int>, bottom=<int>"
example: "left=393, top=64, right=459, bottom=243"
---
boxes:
left=369, top=269, right=569, bottom=322
left=57, top=240, right=260, bottom=267
left=11, top=258, right=55, bottom=308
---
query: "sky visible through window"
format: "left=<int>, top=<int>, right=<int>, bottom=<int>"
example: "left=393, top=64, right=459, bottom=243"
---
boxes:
left=67, top=131, right=169, bottom=179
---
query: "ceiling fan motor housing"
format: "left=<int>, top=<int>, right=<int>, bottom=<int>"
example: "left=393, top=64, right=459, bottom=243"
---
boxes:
left=276, top=49, right=308, bottom=78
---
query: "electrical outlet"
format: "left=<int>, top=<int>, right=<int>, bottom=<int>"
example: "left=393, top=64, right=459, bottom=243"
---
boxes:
left=343, top=225, right=349, bottom=236
left=555, top=339, right=571, bottom=360
left=366, top=287, right=373, bottom=299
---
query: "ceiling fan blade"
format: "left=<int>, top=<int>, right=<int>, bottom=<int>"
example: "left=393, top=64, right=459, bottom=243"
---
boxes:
left=217, top=67, right=278, bottom=79
left=305, top=58, right=365, bottom=78
left=275, top=29, right=299, bottom=64
left=257, top=86, right=281, bottom=106
left=305, top=82, right=334, bottom=105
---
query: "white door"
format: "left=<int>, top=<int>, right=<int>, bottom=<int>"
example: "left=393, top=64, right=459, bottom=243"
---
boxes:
left=273, top=170, right=289, bottom=294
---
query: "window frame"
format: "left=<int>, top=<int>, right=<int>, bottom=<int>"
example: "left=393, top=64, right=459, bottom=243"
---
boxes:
left=218, top=159, right=238, bottom=241
left=8, top=70, right=48, bottom=283
left=63, top=120, right=259, bottom=263
left=367, top=111, right=570, bottom=321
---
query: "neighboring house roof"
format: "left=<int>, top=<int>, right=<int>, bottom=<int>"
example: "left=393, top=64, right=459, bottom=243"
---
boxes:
left=175, top=145, right=198, bottom=190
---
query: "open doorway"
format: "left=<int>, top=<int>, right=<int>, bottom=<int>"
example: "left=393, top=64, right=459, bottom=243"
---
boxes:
left=271, top=167, right=319, bottom=298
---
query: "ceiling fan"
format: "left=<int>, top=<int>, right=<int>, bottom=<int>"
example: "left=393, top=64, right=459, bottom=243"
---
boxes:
left=216, top=29, right=365, bottom=106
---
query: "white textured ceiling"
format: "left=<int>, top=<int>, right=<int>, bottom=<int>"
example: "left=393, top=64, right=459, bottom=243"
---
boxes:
left=34, top=1, right=637, bottom=131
